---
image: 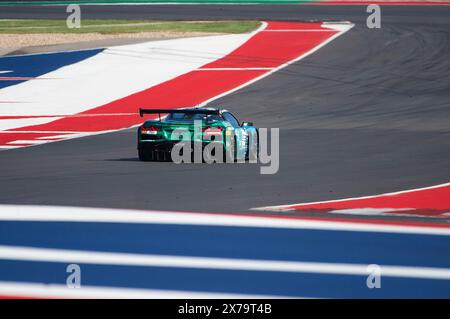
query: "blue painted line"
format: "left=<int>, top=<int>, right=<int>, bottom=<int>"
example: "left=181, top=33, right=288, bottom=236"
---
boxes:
left=0, top=221, right=449, bottom=268
left=0, top=49, right=104, bottom=89
left=0, top=260, right=449, bottom=298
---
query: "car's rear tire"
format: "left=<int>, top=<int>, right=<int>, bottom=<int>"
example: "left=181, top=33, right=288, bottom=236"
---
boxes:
left=138, top=146, right=151, bottom=161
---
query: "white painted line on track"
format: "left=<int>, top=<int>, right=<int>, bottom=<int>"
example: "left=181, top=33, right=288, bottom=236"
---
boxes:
left=262, top=29, right=338, bottom=32
left=0, top=281, right=285, bottom=299
left=0, top=131, right=86, bottom=134
left=0, top=204, right=449, bottom=235
left=1, top=245, right=450, bottom=280
left=0, top=113, right=138, bottom=119
left=0, top=118, right=64, bottom=131
left=7, top=140, right=52, bottom=145
left=196, top=67, right=275, bottom=71
left=0, top=145, right=23, bottom=149
left=328, top=208, right=424, bottom=218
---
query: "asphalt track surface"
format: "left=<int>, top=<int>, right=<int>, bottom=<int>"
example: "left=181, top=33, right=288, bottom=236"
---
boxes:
left=1, top=5, right=450, bottom=217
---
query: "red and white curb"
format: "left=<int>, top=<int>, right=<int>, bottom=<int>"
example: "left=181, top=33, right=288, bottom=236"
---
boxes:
left=252, top=182, right=450, bottom=218
left=0, top=21, right=353, bottom=150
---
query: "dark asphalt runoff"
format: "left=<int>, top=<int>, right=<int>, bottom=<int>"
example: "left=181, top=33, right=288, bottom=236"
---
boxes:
left=0, top=5, right=449, bottom=219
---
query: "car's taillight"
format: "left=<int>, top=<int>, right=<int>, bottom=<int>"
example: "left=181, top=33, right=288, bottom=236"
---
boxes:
left=202, top=126, right=224, bottom=134
left=141, top=125, right=161, bottom=135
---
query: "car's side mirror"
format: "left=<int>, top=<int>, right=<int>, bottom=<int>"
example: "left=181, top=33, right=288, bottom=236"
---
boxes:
left=242, top=122, right=253, bottom=127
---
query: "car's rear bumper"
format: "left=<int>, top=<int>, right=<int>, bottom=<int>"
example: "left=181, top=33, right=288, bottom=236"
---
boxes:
left=138, top=140, right=224, bottom=152
left=138, top=140, right=228, bottom=162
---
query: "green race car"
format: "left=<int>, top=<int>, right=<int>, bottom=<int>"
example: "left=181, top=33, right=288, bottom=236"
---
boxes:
left=138, top=107, right=258, bottom=162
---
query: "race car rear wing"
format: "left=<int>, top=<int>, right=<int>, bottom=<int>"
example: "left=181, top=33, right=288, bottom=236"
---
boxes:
left=139, top=108, right=221, bottom=122
left=139, top=108, right=220, bottom=118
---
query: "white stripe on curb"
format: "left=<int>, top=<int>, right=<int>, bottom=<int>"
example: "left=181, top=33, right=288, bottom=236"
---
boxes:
left=0, top=281, right=285, bottom=299
left=7, top=140, right=51, bottom=145
left=0, top=204, right=449, bottom=235
left=1, top=245, right=450, bottom=280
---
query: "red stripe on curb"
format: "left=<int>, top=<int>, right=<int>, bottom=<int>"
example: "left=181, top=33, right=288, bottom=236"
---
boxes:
left=264, top=22, right=330, bottom=30
left=291, top=184, right=450, bottom=210
left=3, top=21, right=344, bottom=146
left=0, top=132, right=69, bottom=146
left=202, top=29, right=337, bottom=69
left=256, top=183, right=450, bottom=218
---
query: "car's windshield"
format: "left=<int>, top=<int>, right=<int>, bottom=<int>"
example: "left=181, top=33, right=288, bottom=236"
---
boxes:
left=164, top=112, right=222, bottom=123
